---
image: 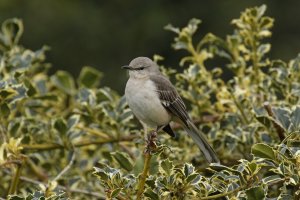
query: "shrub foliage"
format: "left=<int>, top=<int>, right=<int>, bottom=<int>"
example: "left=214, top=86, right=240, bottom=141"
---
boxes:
left=1, top=5, right=300, bottom=200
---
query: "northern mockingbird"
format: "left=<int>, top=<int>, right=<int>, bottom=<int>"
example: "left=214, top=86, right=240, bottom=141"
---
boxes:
left=122, top=57, right=219, bottom=163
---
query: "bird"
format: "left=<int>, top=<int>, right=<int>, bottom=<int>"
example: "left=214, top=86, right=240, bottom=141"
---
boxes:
left=122, top=57, right=219, bottom=163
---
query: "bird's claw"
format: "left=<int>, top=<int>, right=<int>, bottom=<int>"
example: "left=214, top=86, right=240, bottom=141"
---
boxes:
left=145, top=130, right=157, bottom=154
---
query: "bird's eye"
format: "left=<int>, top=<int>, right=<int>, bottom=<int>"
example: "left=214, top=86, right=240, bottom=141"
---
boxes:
left=137, top=67, right=145, bottom=70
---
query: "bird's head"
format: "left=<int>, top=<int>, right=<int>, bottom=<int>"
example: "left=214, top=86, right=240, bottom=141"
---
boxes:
left=122, top=57, right=160, bottom=78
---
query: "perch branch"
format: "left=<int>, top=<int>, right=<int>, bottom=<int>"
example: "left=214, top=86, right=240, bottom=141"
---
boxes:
left=136, top=131, right=157, bottom=200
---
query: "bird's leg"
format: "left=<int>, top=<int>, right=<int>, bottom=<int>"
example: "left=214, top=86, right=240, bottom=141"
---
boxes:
left=145, top=130, right=157, bottom=154
left=140, top=121, right=148, bottom=140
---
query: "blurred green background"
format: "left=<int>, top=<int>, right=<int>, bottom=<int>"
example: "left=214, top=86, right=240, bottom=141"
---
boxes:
left=1, top=0, right=300, bottom=92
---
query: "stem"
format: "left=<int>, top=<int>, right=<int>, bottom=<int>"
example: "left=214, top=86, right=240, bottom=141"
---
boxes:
left=52, top=151, right=75, bottom=183
left=26, top=158, right=48, bottom=181
left=76, top=125, right=110, bottom=139
left=230, top=92, right=249, bottom=124
left=188, top=41, right=208, bottom=75
left=8, top=161, right=23, bottom=195
left=136, top=153, right=152, bottom=199
left=252, top=40, right=259, bottom=78
left=199, top=184, right=247, bottom=200
left=136, top=131, right=157, bottom=200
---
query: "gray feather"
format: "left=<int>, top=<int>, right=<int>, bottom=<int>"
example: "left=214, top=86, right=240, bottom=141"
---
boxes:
left=184, top=120, right=219, bottom=163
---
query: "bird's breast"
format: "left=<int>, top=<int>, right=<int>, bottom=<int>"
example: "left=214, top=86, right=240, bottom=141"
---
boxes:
left=125, top=78, right=171, bottom=127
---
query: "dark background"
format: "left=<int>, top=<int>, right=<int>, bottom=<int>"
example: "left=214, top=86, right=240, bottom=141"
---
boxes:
left=1, top=1, right=300, bottom=92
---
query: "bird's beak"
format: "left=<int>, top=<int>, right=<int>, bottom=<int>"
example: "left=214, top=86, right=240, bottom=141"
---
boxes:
left=121, top=65, right=132, bottom=70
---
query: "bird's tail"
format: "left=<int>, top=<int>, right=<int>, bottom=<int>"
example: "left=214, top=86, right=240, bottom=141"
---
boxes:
left=184, top=120, right=219, bottom=164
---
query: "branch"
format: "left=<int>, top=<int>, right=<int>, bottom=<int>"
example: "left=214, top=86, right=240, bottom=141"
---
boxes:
left=26, top=158, right=48, bottom=181
left=8, top=160, right=23, bottom=195
left=21, top=135, right=138, bottom=151
left=75, top=125, right=110, bottom=139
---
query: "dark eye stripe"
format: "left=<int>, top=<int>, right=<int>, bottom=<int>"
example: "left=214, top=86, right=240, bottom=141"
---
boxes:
left=135, top=67, right=145, bottom=70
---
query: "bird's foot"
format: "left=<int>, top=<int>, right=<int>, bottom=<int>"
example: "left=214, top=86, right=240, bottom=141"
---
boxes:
left=145, top=130, right=157, bottom=154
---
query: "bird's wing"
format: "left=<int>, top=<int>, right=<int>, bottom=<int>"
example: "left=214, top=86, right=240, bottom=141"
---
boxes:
left=149, top=75, right=189, bottom=126
left=149, top=75, right=219, bottom=163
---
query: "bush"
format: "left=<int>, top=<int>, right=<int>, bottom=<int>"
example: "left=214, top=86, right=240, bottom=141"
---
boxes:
left=1, top=5, right=300, bottom=199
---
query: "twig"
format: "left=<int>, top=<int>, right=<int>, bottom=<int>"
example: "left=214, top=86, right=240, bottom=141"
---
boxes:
left=44, top=150, right=76, bottom=197
left=21, top=135, right=138, bottom=151
left=282, top=130, right=299, bottom=144
left=8, top=160, right=23, bottom=195
left=26, top=158, right=48, bottom=181
left=263, top=102, right=285, bottom=141
left=76, top=125, right=110, bottom=139
left=19, top=176, right=105, bottom=199
left=136, top=131, right=157, bottom=200
left=51, top=150, right=75, bottom=183
left=231, top=92, right=249, bottom=125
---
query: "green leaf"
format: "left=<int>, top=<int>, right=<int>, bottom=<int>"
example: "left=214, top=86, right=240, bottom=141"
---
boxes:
left=245, top=186, right=265, bottom=200
left=251, top=143, right=275, bottom=160
left=8, top=196, right=25, bottom=200
left=255, top=115, right=272, bottom=128
left=257, top=4, right=267, bottom=18
left=0, top=103, right=10, bottom=117
left=164, top=24, right=180, bottom=34
left=186, top=174, right=201, bottom=185
left=144, top=188, right=159, bottom=200
left=119, top=109, right=133, bottom=123
left=262, top=175, right=282, bottom=185
left=247, top=162, right=261, bottom=175
left=8, top=121, right=20, bottom=136
left=279, top=194, right=294, bottom=200
left=290, top=106, right=300, bottom=131
left=34, top=94, right=58, bottom=101
left=51, top=70, right=75, bottom=95
left=159, top=159, right=174, bottom=176
left=1, top=18, right=23, bottom=47
left=0, top=88, right=17, bottom=99
left=93, top=167, right=109, bottom=181
left=111, top=188, right=122, bottom=198
left=24, top=79, right=37, bottom=97
left=183, top=163, right=195, bottom=177
left=54, top=118, right=68, bottom=135
left=260, top=17, right=274, bottom=29
left=272, top=107, right=290, bottom=131
left=187, top=18, right=201, bottom=35
left=67, top=114, right=80, bottom=129
left=111, top=152, right=133, bottom=171
left=257, top=44, right=270, bottom=55
left=78, top=66, right=102, bottom=88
